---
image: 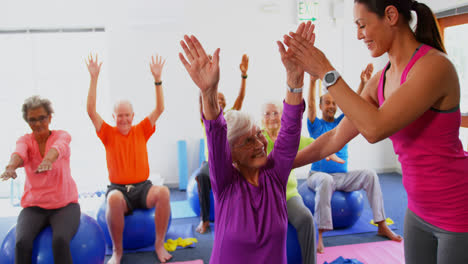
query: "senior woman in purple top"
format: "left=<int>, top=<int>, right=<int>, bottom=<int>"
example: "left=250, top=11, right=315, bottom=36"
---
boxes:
left=179, top=22, right=314, bottom=264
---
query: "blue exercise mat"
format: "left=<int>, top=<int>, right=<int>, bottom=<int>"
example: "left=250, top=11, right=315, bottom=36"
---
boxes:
left=105, top=223, right=195, bottom=255
left=171, top=200, right=197, bottom=219
left=208, top=208, right=397, bottom=239
left=323, top=207, right=397, bottom=237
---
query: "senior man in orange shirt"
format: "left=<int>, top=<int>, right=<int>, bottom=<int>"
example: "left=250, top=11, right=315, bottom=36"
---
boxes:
left=86, top=54, right=171, bottom=264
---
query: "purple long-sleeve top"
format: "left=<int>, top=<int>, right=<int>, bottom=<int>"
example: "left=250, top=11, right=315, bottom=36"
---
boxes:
left=203, top=101, right=304, bottom=264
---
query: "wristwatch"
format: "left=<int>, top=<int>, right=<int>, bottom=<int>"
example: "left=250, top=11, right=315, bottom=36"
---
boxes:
left=322, top=70, right=341, bottom=89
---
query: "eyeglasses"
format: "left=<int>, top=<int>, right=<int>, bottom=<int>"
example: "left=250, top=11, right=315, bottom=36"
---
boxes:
left=234, top=130, right=265, bottom=149
left=27, top=115, right=48, bottom=124
left=263, top=111, right=279, bottom=118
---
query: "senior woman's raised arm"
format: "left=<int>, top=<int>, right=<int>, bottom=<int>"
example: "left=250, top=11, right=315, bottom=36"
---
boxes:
left=266, top=22, right=315, bottom=182
left=179, top=35, right=220, bottom=120
left=179, top=35, right=234, bottom=196
left=278, top=22, right=315, bottom=107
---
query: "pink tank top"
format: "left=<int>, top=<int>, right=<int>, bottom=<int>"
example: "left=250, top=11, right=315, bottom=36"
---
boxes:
left=378, top=44, right=468, bottom=232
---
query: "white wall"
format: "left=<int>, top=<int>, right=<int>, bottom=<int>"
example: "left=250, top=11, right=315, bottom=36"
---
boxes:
left=104, top=0, right=305, bottom=184
left=3, top=0, right=458, bottom=191
left=0, top=32, right=110, bottom=197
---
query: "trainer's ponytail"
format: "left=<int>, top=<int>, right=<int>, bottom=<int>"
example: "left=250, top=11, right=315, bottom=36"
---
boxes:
left=354, top=0, right=446, bottom=53
left=412, top=1, right=446, bottom=53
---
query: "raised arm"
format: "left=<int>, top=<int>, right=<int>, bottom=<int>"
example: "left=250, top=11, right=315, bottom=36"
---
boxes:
left=356, top=63, right=374, bottom=95
left=278, top=22, right=317, bottom=106
left=180, top=35, right=235, bottom=194
left=232, top=54, right=249, bottom=110
left=0, top=154, right=23, bottom=181
left=263, top=22, right=316, bottom=180
left=285, top=23, right=458, bottom=143
left=307, top=75, right=318, bottom=122
left=179, top=35, right=220, bottom=119
left=148, top=55, right=166, bottom=126
left=86, top=54, right=104, bottom=132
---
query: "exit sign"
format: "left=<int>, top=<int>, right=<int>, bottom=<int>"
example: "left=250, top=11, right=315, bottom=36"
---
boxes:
left=298, top=1, right=319, bottom=22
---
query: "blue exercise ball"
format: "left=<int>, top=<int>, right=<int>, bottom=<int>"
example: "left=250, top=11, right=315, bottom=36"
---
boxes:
left=298, top=182, right=315, bottom=213
left=286, top=218, right=318, bottom=264
left=286, top=223, right=302, bottom=264
left=96, top=202, right=171, bottom=250
left=186, top=168, right=215, bottom=221
left=298, top=182, right=364, bottom=229
left=0, top=213, right=106, bottom=264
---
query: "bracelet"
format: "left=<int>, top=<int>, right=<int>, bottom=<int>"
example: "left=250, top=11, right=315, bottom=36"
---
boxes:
left=288, top=87, right=303, bottom=93
left=287, top=83, right=304, bottom=93
left=154, top=81, right=162, bottom=86
left=241, top=74, right=248, bottom=79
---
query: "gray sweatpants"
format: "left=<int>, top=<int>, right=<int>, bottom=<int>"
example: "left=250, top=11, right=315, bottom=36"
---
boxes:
left=307, top=169, right=385, bottom=230
left=404, top=209, right=468, bottom=264
left=287, top=195, right=316, bottom=264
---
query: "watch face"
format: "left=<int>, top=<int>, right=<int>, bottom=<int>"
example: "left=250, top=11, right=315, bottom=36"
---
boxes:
left=325, top=72, right=335, bottom=83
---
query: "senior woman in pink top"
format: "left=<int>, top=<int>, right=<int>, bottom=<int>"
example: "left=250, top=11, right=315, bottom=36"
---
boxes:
left=1, top=95, right=79, bottom=264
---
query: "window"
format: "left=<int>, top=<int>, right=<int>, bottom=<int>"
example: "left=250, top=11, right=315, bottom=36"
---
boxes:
left=439, top=13, right=468, bottom=148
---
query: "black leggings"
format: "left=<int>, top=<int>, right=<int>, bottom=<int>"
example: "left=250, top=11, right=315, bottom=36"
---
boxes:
left=196, top=162, right=211, bottom=222
left=15, top=203, right=81, bottom=264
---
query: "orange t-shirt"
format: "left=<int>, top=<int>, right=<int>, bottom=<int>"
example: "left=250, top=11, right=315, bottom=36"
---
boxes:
left=97, top=117, right=155, bottom=185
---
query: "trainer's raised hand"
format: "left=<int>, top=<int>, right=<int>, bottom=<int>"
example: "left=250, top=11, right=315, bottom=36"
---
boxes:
left=283, top=22, right=334, bottom=79
left=278, top=21, right=316, bottom=88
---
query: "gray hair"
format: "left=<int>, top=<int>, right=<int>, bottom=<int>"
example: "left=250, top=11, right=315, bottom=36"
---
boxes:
left=225, top=110, right=256, bottom=147
left=261, top=100, right=283, bottom=129
left=22, top=95, right=54, bottom=122
left=261, top=100, right=283, bottom=115
left=113, top=100, right=134, bottom=113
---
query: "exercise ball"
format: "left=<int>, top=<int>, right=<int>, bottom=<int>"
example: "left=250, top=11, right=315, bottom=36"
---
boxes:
left=0, top=213, right=105, bottom=264
left=186, top=168, right=215, bottom=221
left=298, top=182, right=364, bottom=229
left=286, top=216, right=318, bottom=264
left=286, top=223, right=302, bottom=264
left=96, top=202, right=171, bottom=250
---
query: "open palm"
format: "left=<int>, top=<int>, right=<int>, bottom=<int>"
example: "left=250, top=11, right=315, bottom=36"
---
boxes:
left=86, top=54, right=102, bottom=78
left=278, top=22, right=316, bottom=78
left=150, top=55, right=166, bottom=79
left=179, top=35, right=220, bottom=93
left=360, top=63, right=374, bottom=83
left=239, top=54, right=249, bottom=74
